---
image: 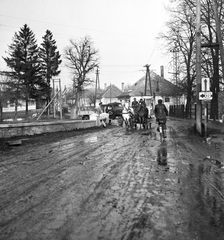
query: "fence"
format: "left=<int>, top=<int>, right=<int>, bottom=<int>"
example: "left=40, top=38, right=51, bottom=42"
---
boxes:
left=169, top=105, right=185, bottom=118
left=169, top=104, right=211, bottom=119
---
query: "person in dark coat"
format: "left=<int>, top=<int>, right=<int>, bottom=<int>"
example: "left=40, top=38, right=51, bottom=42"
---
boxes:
left=131, top=98, right=139, bottom=113
left=154, top=99, right=168, bottom=132
left=139, top=98, right=146, bottom=108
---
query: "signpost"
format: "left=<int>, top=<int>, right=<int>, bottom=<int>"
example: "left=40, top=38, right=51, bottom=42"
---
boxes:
left=201, top=77, right=210, bottom=91
left=199, top=91, right=213, bottom=100
left=199, top=78, right=212, bottom=137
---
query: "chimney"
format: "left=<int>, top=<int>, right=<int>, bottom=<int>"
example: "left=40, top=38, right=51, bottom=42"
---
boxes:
left=104, top=83, right=107, bottom=90
left=160, top=65, right=164, bottom=78
left=121, top=82, right=124, bottom=92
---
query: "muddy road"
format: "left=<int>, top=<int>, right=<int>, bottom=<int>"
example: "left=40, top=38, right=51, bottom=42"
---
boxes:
left=0, top=118, right=224, bottom=240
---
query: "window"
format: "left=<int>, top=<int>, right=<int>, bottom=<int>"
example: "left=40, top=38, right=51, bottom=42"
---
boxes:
left=165, top=98, right=170, bottom=102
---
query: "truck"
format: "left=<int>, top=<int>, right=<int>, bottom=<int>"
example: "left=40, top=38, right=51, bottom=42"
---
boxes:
left=103, top=102, right=124, bottom=126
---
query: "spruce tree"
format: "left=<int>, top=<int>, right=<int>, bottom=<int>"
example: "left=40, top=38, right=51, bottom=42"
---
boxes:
left=39, top=30, right=62, bottom=104
left=3, top=24, right=43, bottom=119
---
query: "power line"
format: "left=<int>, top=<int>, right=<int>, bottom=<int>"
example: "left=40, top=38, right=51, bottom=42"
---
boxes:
left=0, top=23, right=153, bottom=48
left=101, top=65, right=142, bottom=67
left=0, top=14, right=154, bottom=40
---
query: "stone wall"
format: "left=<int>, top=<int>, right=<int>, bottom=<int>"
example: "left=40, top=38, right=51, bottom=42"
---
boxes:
left=0, top=120, right=99, bottom=139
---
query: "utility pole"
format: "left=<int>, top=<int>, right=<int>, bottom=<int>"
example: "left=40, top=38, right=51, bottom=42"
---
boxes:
left=144, top=64, right=152, bottom=96
left=52, top=78, right=55, bottom=117
left=94, top=66, right=100, bottom=107
left=212, top=0, right=224, bottom=77
left=196, top=0, right=202, bottom=135
left=59, top=79, right=62, bottom=119
left=110, top=83, right=111, bottom=103
left=168, top=42, right=180, bottom=104
left=52, top=78, right=63, bottom=119
left=169, top=42, right=179, bottom=85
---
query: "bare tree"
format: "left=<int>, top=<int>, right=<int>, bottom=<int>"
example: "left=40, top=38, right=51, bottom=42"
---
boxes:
left=64, top=36, right=99, bottom=119
left=161, top=0, right=224, bottom=119
left=160, top=0, right=197, bottom=117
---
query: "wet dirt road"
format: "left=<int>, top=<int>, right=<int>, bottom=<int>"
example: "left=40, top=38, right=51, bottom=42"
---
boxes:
left=0, top=118, right=224, bottom=240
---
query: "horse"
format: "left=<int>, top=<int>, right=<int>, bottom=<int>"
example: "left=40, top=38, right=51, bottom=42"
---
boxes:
left=135, top=105, right=149, bottom=129
left=122, top=106, right=135, bottom=133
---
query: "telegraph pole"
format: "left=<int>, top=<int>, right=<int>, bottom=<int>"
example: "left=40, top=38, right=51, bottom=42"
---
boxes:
left=110, top=83, right=111, bottom=103
left=144, top=64, right=152, bottom=96
left=52, top=78, right=62, bottom=119
left=169, top=42, right=179, bottom=85
left=94, top=66, right=100, bottom=107
left=196, top=0, right=202, bottom=135
left=168, top=42, right=180, bottom=104
left=212, top=0, right=224, bottom=77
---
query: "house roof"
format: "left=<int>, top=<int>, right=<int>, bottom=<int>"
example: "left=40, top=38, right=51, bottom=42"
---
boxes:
left=129, top=72, right=183, bottom=97
left=100, top=84, right=122, bottom=98
left=117, top=91, right=132, bottom=99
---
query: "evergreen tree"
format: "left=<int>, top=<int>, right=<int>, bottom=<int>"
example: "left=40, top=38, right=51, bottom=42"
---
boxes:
left=39, top=30, right=62, bottom=103
left=2, top=24, right=44, bottom=119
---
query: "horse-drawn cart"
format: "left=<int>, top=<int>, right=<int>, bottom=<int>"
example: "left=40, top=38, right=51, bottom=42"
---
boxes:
left=122, top=105, right=152, bottom=131
left=132, top=106, right=152, bottom=129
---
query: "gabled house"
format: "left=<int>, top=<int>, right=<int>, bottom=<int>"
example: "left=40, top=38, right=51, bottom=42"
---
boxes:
left=117, top=71, right=184, bottom=110
left=99, top=84, right=122, bottom=104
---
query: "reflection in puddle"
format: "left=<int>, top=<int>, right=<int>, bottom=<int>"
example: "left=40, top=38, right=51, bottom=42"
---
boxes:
left=141, top=131, right=157, bottom=141
left=186, top=159, right=224, bottom=233
left=156, top=144, right=169, bottom=171
left=84, top=136, right=98, bottom=143
left=157, top=147, right=167, bottom=165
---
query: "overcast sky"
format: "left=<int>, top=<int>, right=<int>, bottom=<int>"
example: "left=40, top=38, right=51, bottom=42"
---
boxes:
left=0, top=0, right=172, bottom=90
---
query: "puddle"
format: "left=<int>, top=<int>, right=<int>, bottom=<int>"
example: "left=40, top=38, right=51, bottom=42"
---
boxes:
left=184, top=160, right=224, bottom=231
left=111, top=186, right=121, bottom=191
left=84, top=136, right=98, bottom=143
left=156, top=145, right=168, bottom=166
left=203, top=156, right=223, bottom=167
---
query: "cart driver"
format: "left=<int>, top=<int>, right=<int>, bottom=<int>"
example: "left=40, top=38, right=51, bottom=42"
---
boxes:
left=131, top=98, right=139, bottom=112
left=139, top=98, right=146, bottom=107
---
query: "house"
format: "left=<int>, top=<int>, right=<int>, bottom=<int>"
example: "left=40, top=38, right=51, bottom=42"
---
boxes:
left=117, top=71, right=185, bottom=110
left=99, top=84, right=122, bottom=105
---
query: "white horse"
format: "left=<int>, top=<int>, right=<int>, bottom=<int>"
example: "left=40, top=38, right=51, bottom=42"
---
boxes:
left=122, top=106, right=135, bottom=132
